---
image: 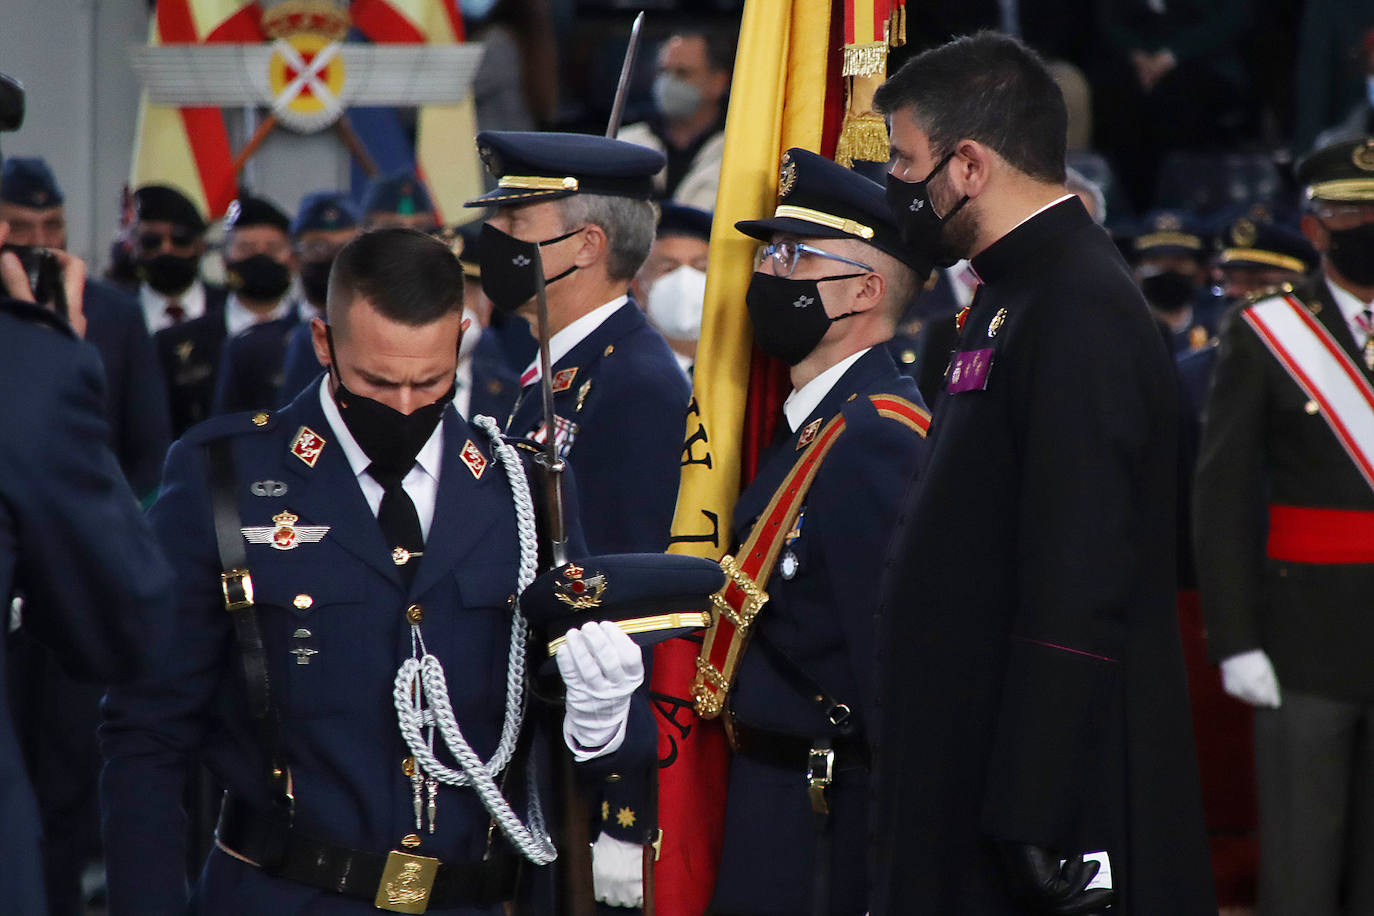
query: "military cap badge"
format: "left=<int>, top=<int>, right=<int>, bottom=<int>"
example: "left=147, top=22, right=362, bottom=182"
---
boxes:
left=554, top=563, right=608, bottom=610
left=1230, top=218, right=1258, bottom=248
left=778, top=152, right=797, bottom=198
left=1354, top=140, right=1374, bottom=172
left=242, top=509, right=329, bottom=550
left=478, top=144, right=501, bottom=177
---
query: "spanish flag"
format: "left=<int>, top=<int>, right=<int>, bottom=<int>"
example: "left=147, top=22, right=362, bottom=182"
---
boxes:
left=130, top=0, right=262, bottom=220
left=650, top=1, right=903, bottom=911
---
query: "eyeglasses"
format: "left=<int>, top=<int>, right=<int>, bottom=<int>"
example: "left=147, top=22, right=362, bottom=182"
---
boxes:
left=137, top=226, right=199, bottom=252
left=1312, top=201, right=1374, bottom=230
left=754, top=240, right=873, bottom=279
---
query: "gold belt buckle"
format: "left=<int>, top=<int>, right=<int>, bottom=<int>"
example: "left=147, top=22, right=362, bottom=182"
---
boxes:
left=806, top=746, right=835, bottom=815
left=375, top=849, right=441, bottom=914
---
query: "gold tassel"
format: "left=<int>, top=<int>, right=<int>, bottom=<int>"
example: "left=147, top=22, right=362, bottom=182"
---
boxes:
left=835, top=111, right=891, bottom=167
left=842, top=41, right=888, bottom=77
left=890, top=5, right=906, bottom=47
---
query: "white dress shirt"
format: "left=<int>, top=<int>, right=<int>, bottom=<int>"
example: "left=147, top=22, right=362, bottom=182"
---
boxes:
left=1324, top=276, right=1374, bottom=348
left=140, top=279, right=208, bottom=333
left=520, top=295, right=628, bottom=386
left=782, top=348, right=870, bottom=432
left=317, top=376, right=444, bottom=540
left=226, top=293, right=296, bottom=338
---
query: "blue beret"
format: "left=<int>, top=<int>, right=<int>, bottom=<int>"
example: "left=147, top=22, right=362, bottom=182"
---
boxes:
left=521, top=553, right=726, bottom=658
left=362, top=170, right=434, bottom=216
left=465, top=131, right=666, bottom=207
left=224, top=193, right=291, bottom=234
left=1132, top=209, right=1207, bottom=259
left=291, top=190, right=359, bottom=236
left=1, top=156, right=62, bottom=208
left=658, top=202, right=712, bottom=241
left=735, top=148, right=924, bottom=274
left=134, top=184, right=206, bottom=234
left=1297, top=137, right=1374, bottom=201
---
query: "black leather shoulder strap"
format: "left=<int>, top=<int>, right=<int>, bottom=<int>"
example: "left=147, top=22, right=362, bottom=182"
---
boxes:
left=204, top=437, right=293, bottom=812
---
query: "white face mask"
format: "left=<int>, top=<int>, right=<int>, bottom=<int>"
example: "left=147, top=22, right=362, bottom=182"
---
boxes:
left=646, top=264, right=707, bottom=341
left=458, top=306, right=483, bottom=363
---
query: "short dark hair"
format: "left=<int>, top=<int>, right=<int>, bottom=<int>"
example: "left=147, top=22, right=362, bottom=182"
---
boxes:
left=874, top=31, right=1067, bottom=185
left=674, top=29, right=737, bottom=76
left=327, top=228, right=463, bottom=327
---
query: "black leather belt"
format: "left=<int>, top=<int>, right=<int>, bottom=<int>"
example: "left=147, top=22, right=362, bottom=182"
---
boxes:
left=215, top=793, right=518, bottom=910
left=730, top=722, right=869, bottom=772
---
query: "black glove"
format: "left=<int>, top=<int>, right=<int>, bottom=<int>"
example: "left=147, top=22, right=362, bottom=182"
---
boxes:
left=996, top=842, right=1115, bottom=915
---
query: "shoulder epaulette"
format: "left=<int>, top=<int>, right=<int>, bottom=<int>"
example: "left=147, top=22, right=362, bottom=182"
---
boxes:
left=1242, top=281, right=1296, bottom=306
left=180, top=409, right=279, bottom=445
left=867, top=394, right=931, bottom=438
left=0, top=296, right=76, bottom=337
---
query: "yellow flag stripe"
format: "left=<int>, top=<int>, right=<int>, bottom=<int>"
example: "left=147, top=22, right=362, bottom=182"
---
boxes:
left=667, top=0, right=832, bottom=561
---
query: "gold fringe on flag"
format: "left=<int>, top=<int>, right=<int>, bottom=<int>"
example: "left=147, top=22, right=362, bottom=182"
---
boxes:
left=842, top=41, right=889, bottom=77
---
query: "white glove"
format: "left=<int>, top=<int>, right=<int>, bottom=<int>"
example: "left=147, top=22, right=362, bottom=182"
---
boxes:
left=1220, top=649, right=1282, bottom=708
left=557, top=621, right=645, bottom=761
left=591, top=831, right=645, bottom=908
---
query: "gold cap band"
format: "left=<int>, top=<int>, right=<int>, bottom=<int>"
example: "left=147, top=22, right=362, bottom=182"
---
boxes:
left=498, top=175, right=579, bottom=192
left=1306, top=179, right=1374, bottom=202
left=1218, top=248, right=1308, bottom=274
left=1136, top=231, right=1203, bottom=251
left=546, top=611, right=713, bottom=656
left=773, top=204, right=875, bottom=240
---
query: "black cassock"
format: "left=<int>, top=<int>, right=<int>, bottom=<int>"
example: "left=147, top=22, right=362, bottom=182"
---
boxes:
left=870, top=198, right=1216, bottom=915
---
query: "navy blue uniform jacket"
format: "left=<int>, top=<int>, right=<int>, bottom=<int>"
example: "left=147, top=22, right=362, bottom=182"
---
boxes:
left=506, top=301, right=690, bottom=555
left=100, top=383, right=654, bottom=915
left=83, top=278, right=172, bottom=498
left=212, top=314, right=301, bottom=416
left=870, top=199, right=1215, bottom=915
left=712, top=348, right=928, bottom=915
left=0, top=298, right=174, bottom=915
left=154, top=285, right=229, bottom=438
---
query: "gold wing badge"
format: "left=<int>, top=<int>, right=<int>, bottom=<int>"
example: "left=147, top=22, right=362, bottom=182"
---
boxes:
left=242, top=510, right=330, bottom=551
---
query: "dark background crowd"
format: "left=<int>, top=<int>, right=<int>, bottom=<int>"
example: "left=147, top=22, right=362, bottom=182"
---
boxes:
left=6, top=2, right=1374, bottom=914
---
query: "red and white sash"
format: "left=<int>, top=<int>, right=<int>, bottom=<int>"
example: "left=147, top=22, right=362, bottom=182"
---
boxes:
left=1243, top=294, right=1374, bottom=493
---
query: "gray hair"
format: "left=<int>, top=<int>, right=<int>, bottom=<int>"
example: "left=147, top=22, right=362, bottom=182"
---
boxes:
left=556, top=194, right=658, bottom=282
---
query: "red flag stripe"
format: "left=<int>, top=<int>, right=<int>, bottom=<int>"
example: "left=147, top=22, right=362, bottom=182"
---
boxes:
left=352, top=0, right=426, bottom=42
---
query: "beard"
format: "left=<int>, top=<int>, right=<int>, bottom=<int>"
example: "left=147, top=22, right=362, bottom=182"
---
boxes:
left=936, top=194, right=979, bottom=265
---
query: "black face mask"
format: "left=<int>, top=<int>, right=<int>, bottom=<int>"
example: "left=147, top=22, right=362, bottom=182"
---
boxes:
left=138, top=252, right=200, bottom=295
left=478, top=222, right=581, bottom=315
left=299, top=258, right=333, bottom=307
left=885, top=153, right=970, bottom=269
left=1322, top=220, right=1374, bottom=287
left=225, top=253, right=292, bottom=302
left=1140, top=270, right=1199, bottom=313
left=325, top=327, right=455, bottom=477
left=745, top=272, right=862, bottom=366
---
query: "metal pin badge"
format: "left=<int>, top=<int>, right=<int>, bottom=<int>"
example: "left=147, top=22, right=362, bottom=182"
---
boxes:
left=290, top=628, right=318, bottom=665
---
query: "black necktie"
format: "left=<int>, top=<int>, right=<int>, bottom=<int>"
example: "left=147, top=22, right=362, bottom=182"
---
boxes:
left=368, top=462, right=424, bottom=586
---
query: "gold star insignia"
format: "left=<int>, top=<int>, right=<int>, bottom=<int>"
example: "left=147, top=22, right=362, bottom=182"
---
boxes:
left=601, top=801, right=610, bottom=821
left=615, top=806, right=636, bottom=828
